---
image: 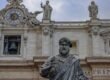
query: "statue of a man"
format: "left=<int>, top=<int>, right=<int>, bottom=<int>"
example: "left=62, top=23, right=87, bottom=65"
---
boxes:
left=41, top=0, right=52, bottom=20
left=88, top=1, right=98, bottom=19
left=40, top=37, right=88, bottom=80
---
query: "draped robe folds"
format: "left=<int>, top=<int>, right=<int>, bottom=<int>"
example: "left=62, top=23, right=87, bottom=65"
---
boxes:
left=42, top=5, right=52, bottom=20
left=40, top=54, right=88, bottom=80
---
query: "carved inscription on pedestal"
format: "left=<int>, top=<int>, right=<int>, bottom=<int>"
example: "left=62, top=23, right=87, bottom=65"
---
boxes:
left=93, top=68, right=110, bottom=76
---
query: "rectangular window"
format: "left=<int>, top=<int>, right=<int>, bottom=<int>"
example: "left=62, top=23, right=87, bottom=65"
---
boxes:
left=70, top=41, right=78, bottom=55
left=3, top=35, right=21, bottom=55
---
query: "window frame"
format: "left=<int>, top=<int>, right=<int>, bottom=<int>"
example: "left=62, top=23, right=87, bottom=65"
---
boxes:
left=1, top=34, right=24, bottom=57
left=3, top=35, right=21, bottom=55
left=70, top=40, right=79, bottom=56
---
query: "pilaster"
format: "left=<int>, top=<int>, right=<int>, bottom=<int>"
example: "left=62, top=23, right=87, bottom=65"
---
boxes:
left=89, top=20, right=102, bottom=56
left=41, top=20, right=54, bottom=56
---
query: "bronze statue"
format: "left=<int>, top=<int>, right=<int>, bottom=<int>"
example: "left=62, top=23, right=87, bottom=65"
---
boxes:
left=40, top=37, right=88, bottom=80
left=88, top=1, right=98, bottom=20
left=41, top=0, right=52, bottom=20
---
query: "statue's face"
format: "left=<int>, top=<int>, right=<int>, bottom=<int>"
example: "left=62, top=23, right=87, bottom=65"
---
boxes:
left=59, top=42, right=70, bottom=56
left=91, top=1, right=95, bottom=5
left=46, top=1, right=49, bottom=5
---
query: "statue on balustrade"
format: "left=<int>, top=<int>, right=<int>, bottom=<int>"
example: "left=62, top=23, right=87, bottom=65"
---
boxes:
left=88, top=1, right=98, bottom=20
left=40, top=37, right=88, bottom=80
left=41, top=0, right=52, bottom=20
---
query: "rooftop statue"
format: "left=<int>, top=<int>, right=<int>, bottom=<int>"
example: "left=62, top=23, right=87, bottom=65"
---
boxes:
left=40, top=37, right=88, bottom=80
left=88, top=1, right=98, bottom=20
left=41, top=0, right=52, bottom=20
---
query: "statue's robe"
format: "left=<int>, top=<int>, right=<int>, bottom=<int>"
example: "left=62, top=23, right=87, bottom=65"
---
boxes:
left=40, top=54, right=88, bottom=80
left=42, top=5, right=52, bottom=20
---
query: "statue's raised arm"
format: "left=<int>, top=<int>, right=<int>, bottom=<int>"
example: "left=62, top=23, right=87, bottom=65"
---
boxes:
left=41, top=0, right=52, bottom=20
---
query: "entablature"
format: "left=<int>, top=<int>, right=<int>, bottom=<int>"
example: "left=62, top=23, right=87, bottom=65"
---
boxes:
left=53, top=21, right=89, bottom=29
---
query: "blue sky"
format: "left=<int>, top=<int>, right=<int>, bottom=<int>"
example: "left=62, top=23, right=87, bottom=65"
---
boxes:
left=0, top=0, right=110, bottom=21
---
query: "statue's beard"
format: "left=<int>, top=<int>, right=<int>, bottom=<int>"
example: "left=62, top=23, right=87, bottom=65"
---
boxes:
left=59, top=49, right=69, bottom=56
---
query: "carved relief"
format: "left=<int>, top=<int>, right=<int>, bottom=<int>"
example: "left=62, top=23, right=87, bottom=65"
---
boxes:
left=27, top=11, right=42, bottom=27
left=7, top=0, right=23, bottom=8
left=0, top=0, right=41, bottom=27
left=42, top=26, right=54, bottom=37
left=42, top=26, right=50, bottom=35
left=93, top=68, right=110, bottom=76
left=89, top=26, right=100, bottom=36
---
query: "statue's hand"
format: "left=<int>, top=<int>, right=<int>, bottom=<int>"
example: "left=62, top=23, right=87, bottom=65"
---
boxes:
left=50, top=67, right=56, bottom=73
left=49, top=67, right=56, bottom=77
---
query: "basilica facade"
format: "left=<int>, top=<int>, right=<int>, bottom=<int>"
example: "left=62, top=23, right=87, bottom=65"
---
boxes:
left=0, top=0, right=110, bottom=80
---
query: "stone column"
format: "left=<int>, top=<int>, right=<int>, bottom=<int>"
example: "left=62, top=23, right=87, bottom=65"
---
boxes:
left=41, top=22, right=54, bottom=56
left=90, top=20, right=101, bottom=56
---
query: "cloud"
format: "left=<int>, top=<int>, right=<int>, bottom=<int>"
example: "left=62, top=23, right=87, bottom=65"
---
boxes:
left=23, top=0, right=65, bottom=12
left=0, top=0, right=7, bottom=10
left=23, top=0, right=41, bottom=12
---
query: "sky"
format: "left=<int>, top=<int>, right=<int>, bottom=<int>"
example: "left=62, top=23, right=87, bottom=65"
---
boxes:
left=0, top=0, right=110, bottom=21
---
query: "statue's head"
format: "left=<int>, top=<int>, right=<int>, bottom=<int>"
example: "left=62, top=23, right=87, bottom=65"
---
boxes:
left=46, top=0, right=49, bottom=5
left=91, top=1, right=95, bottom=5
left=59, top=37, right=72, bottom=56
